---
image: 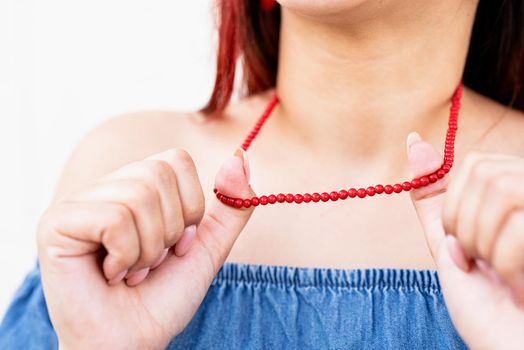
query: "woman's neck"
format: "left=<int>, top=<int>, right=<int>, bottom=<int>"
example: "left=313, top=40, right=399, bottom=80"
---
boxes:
left=274, top=1, right=478, bottom=161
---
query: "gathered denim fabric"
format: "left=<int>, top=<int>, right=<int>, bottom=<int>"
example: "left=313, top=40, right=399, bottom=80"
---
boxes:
left=1, top=261, right=467, bottom=349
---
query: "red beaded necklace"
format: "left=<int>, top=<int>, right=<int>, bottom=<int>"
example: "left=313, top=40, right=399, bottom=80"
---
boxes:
left=214, top=82, right=462, bottom=208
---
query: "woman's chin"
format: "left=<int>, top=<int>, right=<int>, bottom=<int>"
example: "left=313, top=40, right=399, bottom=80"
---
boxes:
left=278, top=0, right=372, bottom=18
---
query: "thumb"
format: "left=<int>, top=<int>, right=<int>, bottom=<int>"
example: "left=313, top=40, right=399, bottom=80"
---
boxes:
left=194, top=148, right=256, bottom=270
left=407, top=132, right=472, bottom=271
left=406, top=132, right=449, bottom=260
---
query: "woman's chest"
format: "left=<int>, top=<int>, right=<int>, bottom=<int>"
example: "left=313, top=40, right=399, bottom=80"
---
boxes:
left=226, top=193, right=436, bottom=270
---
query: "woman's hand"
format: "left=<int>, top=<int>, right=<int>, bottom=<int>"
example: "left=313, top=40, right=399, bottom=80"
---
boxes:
left=407, top=132, right=524, bottom=350
left=37, top=148, right=255, bottom=349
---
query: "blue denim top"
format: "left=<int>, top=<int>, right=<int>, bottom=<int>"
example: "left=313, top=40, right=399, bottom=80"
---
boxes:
left=0, top=262, right=467, bottom=349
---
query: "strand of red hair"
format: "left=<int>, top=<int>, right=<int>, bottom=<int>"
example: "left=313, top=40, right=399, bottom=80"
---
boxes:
left=201, top=0, right=280, bottom=116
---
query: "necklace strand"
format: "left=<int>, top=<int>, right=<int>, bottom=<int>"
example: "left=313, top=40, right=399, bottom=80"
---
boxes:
left=214, top=82, right=462, bottom=208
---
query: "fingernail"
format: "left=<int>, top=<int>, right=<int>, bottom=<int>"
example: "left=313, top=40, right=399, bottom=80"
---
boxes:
left=476, top=259, right=502, bottom=286
left=234, top=148, right=250, bottom=182
left=151, top=248, right=169, bottom=270
left=406, top=132, right=422, bottom=156
left=508, top=282, right=524, bottom=307
left=174, top=224, right=197, bottom=257
left=108, top=269, right=128, bottom=285
left=104, top=255, right=126, bottom=281
left=512, top=272, right=524, bottom=306
left=125, top=267, right=150, bottom=286
left=446, top=235, right=472, bottom=272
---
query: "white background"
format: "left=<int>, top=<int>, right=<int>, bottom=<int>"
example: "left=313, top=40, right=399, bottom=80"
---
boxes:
left=0, top=0, right=216, bottom=316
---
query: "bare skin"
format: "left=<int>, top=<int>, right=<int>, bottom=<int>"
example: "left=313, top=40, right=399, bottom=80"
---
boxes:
left=39, top=1, right=524, bottom=349
left=54, top=88, right=524, bottom=271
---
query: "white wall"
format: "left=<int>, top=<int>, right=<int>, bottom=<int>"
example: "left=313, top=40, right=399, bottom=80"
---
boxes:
left=0, top=0, right=215, bottom=316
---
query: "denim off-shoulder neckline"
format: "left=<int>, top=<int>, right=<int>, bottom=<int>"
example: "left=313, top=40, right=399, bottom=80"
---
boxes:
left=213, top=261, right=442, bottom=292
left=2, top=261, right=466, bottom=349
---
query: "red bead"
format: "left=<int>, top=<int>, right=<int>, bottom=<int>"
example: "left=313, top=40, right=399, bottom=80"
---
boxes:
left=338, top=189, right=348, bottom=199
left=420, top=176, right=430, bottom=186
left=234, top=199, right=243, bottom=208
left=429, top=174, right=438, bottom=183
left=357, top=188, right=367, bottom=198
left=285, top=193, right=294, bottom=203
left=320, top=192, right=330, bottom=202
left=220, top=196, right=228, bottom=204
left=213, top=188, right=218, bottom=193
left=216, top=192, right=222, bottom=199
left=243, top=199, right=252, bottom=208
left=348, top=188, right=357, bottom=198
left=227, top=197, right=235, bottom=206
left=411, top=178, right=421, bottom=189
left=402, top=181, right=412, bottom=191
left=366, top=186, right=376, bottom=196
left=303, top=193, right=312, bottom=203
left=259, top=196, right=269, bottom=205
left=268, top=195, right=277, bottom=204
left=393, top=184, right=403, bottom=193
left=442, top=164, right=451, bottom=173
left=329, top=191, right=339, bottom=201
left=277, top=193, right=286, bottom=203
left=294, top=194, right=303, bottom=203
left=375, top=185, right=384, bottom=194
left=312, top=193, right=321, bottom=202
left=250, top=197, right=260, bottom=206
left=437, top=169, right=446, bottom=178
left=384, top=185, right=393, bottom=194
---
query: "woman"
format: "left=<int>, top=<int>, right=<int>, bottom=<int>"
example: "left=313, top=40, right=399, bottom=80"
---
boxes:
left=1, top=0, right=524, bottom=348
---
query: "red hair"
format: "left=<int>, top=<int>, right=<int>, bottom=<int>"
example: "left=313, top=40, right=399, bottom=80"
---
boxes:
left=201, top=1, right=280, bottom=115
left=202, top=1, right=524, bottom=115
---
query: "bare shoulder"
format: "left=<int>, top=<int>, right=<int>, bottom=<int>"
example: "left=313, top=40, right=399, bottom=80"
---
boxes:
left=462, top=87, right=524, bottom=157
left=53, top=91, right=274, bottom=200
